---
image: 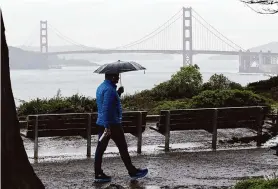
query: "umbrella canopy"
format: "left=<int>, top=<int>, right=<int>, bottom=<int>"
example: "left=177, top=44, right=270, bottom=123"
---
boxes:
left=94, top=60, right=146, bottom=74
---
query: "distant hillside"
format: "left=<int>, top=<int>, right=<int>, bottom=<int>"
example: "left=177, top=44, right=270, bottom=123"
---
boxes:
left=249, top=42, right=278, bottom=52
left=9, top=47, right=48, bottom=69
left=51, top=57, right=100, bottom=67
left=209, top=42, right=278, bottom=60
left=9, top=46, right=99, bottom=70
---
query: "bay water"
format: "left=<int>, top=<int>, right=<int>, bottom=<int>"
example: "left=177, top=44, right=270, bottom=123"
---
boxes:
left=11, top=57, right=270, bottom=106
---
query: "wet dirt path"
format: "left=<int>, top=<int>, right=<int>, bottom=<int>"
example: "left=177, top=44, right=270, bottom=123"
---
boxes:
left=33, top=148, right=278, bottom=189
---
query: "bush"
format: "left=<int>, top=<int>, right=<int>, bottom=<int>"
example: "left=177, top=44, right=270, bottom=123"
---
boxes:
left=151, top=99, right=191, bottom=114
left=65, top=94, right=97, bottom=112
left=202, top=74, right=243, bottom=91
left=127, top=64, right=202, bottom=101
left=151, top=81, right=174, bottom=101
left=148, top=90, right=270, bottom=114
left=169, top=65, right=203, bottom=98
left=233, top=178, right=278, bottom=189
left=17, top=93, right=97, bottom=116
left=151, top=64, right=203, bottom=100
left=229, top=82, right=244, bottom=90
left=247, top=76, right=278, bottom=92
left=121, top=90, right=156, bottom=111
left=191, top=90, right=269, bottom=108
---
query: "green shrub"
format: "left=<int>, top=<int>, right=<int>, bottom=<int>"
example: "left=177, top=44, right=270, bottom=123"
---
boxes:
left=271, top=86, right=278, bottom=101
left=17, top=93, right=96, bottom=116
left=151, top=99, right=191, bottom=114
left=202, top=74, right=243, bottom=91
left=229, top=82, right=244, bottom=90
left=247, top=76, right=278, bottom=92
left=126, top=64, right=203, bottom=102
left=121, top=90, right=156, bottom=111
left=191, top=90, right=269, bottom=108
left=65, top=94, right=97, bottom=113
left=151, top=81, right=174, bottom=100
left=168, top=65, right=203, bottom=98
left=233, top=178, right=278, bottom=189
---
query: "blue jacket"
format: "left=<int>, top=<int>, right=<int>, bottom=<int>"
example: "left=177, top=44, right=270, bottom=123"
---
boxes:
left=96, top=80, right=122, bottom=128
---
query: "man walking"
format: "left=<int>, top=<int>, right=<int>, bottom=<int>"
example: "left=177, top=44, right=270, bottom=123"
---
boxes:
left=94, top=73, right=148, bottom=183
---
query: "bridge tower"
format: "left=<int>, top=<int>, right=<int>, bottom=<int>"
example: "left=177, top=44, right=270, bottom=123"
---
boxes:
left=183, top=7, right=193, bottom=66
left=239, top=50, right=252, bottom=73
left=40, top=21, right=48, bottom=53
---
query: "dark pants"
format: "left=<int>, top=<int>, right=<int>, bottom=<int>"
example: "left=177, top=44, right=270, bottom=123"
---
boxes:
left=94, top=124, right=136, bottom=175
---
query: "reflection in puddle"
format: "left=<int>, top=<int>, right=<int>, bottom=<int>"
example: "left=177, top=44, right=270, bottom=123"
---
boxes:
left=28, top=142, right=206, bottom=163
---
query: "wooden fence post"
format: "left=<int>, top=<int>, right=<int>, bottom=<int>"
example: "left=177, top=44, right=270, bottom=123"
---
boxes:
left=137, top=112, right=142, bottom=154
left=256, top=107, right=263, bottom=147
left=212, top=109, right=218, bottom=150
left=87, top=113, right=92, bottom=157
left=34, top=116, right=39, bottom=160
left=165, top=111, right=170, bottom=152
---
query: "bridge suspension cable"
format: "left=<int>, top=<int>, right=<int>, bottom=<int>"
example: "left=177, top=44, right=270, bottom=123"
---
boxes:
left=113, top=8, right=183, bottom=50
left=20, top=26, right=38, bottom=47
left=192, top=9, right=245, bottom=51
left=48, top=24, right=102, bottom=50
left=120, top=13, right=182, bottom=50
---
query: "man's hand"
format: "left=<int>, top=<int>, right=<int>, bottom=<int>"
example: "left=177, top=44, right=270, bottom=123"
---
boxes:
left=117, top=86, right=124, bottom=96
left=104, top=128, right=111, bottom=137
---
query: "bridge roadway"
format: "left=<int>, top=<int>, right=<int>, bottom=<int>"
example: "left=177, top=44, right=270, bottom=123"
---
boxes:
left=46, top=50, right=278, bottom=56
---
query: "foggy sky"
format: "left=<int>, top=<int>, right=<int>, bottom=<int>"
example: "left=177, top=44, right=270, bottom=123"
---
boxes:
left=2, top=0, right=278, bottom=49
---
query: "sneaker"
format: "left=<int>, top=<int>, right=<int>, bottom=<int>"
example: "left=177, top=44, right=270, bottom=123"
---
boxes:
left=94, top=172, right=112, bottom=183
left=129, top=168, right=148, bottom=180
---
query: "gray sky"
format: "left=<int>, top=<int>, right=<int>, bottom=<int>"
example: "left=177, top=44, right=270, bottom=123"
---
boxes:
left=2, top=0, right=278, bottom=49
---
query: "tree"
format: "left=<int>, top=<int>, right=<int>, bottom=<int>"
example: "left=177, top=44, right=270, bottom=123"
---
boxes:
left=169, top=64, right=203, bottom=98
left=149, top=64, right=203, bottom=100
left=1, top=11, right=45, bottom=189
left=205, top=74, right=231, bottom=90
left=241, top=0, right=278, bottom=14
left=202, top=74, right=243, bottom=91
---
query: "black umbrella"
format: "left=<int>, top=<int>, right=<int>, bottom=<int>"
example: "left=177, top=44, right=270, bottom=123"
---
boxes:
left=94, top=60, right=146, bottom=74
left=94, top=60, right=146, bottom=86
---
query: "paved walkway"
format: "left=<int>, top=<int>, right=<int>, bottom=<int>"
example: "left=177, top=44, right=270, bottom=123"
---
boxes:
left=33, top=148, right=278, bottom=189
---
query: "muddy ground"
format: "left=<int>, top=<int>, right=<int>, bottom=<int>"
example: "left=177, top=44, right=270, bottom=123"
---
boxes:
left=22, top=124, right=278, bottom=188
